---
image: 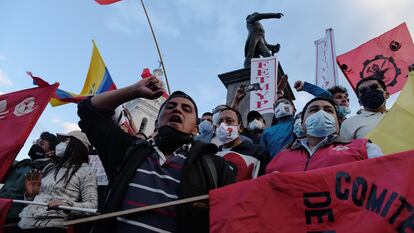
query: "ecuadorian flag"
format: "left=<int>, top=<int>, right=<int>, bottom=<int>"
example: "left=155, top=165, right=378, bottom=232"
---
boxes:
left=50, top=40, right=117, bottom=106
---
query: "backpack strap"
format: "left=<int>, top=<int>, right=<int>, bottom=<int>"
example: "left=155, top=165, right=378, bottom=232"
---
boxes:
left=202, top=155, right=217, bottom=189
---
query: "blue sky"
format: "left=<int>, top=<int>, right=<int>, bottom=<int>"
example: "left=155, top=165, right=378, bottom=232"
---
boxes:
left=0, top=0, right=412, bottom=160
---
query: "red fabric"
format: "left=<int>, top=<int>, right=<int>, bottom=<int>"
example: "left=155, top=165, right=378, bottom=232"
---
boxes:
left=0, top=198, right=12, bottom=233
left=0, top=84, right=59, bottom=181
left=266, top=138, right=368, bottom=173
left=95, top=0, right=121, bottom=5
left=210, top=150, right=414, bottom=233
left=337, top=23, right=414, bottom=95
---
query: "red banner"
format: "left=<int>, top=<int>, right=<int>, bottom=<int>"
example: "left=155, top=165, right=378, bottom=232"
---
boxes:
left=0, top=84, right=58, bottom=181
left=210, top=150, right=414, bottom=233
left=337, top=23, right=414, bottom=95
left=0, top=198, right=12, bottom=233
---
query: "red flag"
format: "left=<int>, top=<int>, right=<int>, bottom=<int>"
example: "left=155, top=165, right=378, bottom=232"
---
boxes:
left=0, top=84, right=59, bottom=181
left=0, top=198, right=12, bottom=233
left=210, top=150, right=414, bottom=233
left=337, top=23, right=414, bottom=95
left=95, top=0, right=122, bottom=5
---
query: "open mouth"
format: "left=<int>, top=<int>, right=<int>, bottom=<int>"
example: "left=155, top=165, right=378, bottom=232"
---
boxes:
left=169, top=115, right=183, bottom=124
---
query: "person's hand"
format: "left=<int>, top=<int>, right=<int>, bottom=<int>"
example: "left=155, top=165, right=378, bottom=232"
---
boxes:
left=294, top=81, right=304, bottom=92
left=275, top=13, right=284, bottom=19
left=235, top=86, right=246, bottom=102
left=25, top=170, right=42, bottom=198
left=47, top=199, right=70, bottom=210
left=135, top=76, right=165, bottom=100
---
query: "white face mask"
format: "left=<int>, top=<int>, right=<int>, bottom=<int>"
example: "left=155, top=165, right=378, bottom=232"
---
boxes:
left=305, top=110, right=337, bottom=137
left=215, top=122, right=239, bottom=144
left=55, top=142, right=67, bottom=158
left=248, top=119, right=264, bottom=131
left=274, top=103, right=294, bottom=118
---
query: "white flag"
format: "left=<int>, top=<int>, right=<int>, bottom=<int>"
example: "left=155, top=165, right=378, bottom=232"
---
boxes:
left=315, top=28, right=338, bottom=89
left=249, top=56, right=278, bottom=115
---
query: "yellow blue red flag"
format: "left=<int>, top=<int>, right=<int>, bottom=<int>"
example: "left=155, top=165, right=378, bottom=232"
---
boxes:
left=31, top=41, right=117, bottom=106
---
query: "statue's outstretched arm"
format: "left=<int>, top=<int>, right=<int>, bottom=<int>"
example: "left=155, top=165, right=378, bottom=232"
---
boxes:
left=246, top=13, right=283, bottom=23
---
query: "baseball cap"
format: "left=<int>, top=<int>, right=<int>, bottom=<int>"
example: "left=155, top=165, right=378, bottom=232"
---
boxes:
left=57, top=130, right=91, bottom=148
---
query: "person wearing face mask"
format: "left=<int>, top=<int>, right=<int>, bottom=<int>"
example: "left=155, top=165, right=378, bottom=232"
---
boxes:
left=194, top=112, right=214, bottom=143
left=294, top=80, right=351, bottom=123
left=260, top=98, right=296, bottom=158
left=0, top=132, right=59, bottom=225
left=246, top=111, right=266, bottom=144
left=78, top=77, right=235, bottom=233
left=215, top=107, right=269, bottom=180
left=18, top=130, right=97, bottom=232
left=266, top=97, right=383, bottom=173
left=340, top=77, right=390, bottom=141
left=210, top=104, right=253, bottom=146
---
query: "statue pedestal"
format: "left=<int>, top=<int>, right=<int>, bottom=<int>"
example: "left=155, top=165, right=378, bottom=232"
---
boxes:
left=218, top=64, right=295, bottom=127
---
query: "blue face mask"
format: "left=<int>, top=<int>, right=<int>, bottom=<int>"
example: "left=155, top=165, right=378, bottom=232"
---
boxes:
left=337, top=106, right=351, bottom=116
left=293, top=118, right=305, bottom=138
left=199, top=120, right=213, bottom=135
left=304, top=110, right=337, bottom=137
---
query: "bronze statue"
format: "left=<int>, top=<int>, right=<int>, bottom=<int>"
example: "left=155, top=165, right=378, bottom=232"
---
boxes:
left=244, top=12, right=284, bottom=68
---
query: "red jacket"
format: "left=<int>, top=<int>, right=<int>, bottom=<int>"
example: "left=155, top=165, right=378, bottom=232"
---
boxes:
left=266, top=137, right=368, bottom=173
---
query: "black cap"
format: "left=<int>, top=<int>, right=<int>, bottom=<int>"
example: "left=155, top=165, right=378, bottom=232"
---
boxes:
left=158, top=91, right=198, bottom=120
left=247, top=110, right=265, bottom=124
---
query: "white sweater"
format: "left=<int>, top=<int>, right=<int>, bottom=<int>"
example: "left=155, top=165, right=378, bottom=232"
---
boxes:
left=18, top=163, right=98, bottom=229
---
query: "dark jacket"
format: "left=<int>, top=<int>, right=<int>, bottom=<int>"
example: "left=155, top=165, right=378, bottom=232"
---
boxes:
left=78, top=98, right=235, bottom=233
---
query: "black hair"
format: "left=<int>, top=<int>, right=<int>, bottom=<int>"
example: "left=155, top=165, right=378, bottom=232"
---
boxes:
left=273, top=97, right=295, bottom=108
left=54, top=136, right=89, bottom=187
left=301, top=97, right=339, bottom=122
left=355, top=77, right=387, bottom=97
left=327, top=86, right=348, bottom=96
left=40, top=131, right=58, bottom=150
left=220, top=107, right=243, bottom=125
left=201, top=112, right=213, bottom=117
left=158, top=91, right=198, bottom=120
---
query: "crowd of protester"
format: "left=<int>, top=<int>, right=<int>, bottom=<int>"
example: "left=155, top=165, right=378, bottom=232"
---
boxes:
left=0, top=74, right=390, bottom=232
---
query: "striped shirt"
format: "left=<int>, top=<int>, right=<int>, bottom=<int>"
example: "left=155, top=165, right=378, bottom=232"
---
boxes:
left=117, top=146, right=188, bottom=233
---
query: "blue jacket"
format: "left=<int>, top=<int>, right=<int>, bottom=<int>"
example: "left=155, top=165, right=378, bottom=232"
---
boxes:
left=260, top=116, right=294, bottom=158
left=303, top=82, right=332, bottom=98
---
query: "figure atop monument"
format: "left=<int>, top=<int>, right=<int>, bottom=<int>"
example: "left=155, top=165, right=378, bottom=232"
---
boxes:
left=244, top=12, right=284, bottom=68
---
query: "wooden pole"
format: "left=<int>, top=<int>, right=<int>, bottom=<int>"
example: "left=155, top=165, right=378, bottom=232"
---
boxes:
left=139, top=0, right=171, bottom=95
left=64, top=194, right=209, bottom=226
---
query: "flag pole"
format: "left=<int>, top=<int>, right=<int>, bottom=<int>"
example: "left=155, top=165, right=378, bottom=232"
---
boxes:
left=139, top=0, right=171, bottom=95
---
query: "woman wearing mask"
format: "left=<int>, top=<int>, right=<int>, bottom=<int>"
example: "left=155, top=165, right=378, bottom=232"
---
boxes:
left=18, top=130, right=98, bottom=233
left=266, top=97, right=383, bottom=173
